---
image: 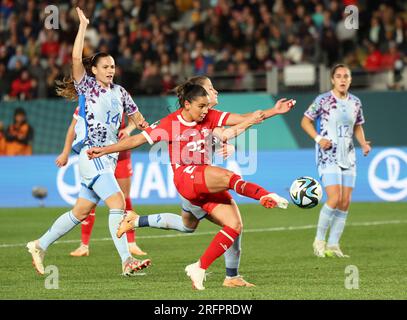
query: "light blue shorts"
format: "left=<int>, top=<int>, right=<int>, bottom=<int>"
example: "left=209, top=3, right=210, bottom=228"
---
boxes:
left=318, top=164, right=356, bottom=188
left=78, top=146, right=117, bottom=188
left=77, top=146, right=120, bottom=204
left=78, top=173, right=121, bottom=204
left=180, top=194, right=208, bottom=220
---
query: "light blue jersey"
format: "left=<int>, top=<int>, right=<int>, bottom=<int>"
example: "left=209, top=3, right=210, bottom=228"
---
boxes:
left=304, top=90, right=365, bottom=170
left=72, top=73, right=138, bottom=198
left=73, top=73, right=138, bottom=159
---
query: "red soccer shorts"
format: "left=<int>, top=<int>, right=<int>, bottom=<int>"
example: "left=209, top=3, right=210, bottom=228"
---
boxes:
left=174, top=165, right=232, bottom=214
left=114, top=151, right=133, bottom=179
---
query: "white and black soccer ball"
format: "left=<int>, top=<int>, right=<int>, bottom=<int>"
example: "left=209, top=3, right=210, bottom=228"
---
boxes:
left=289, top=176, right=322, bottom=209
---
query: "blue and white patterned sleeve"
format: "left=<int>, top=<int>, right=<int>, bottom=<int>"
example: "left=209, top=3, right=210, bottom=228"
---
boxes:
left=121, top=87, right=138, bottom=116
left=73, top=73, right=95, bottom=96
left=304, top=96, right=322, bottom=120
left=355, top=99, right=365, bottom=125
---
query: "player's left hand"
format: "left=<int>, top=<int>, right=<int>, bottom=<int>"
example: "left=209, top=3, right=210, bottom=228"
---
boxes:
left=87, top=147, right=105, bottom=159
left=273, top=98, right=296, bottom=114
left=362, top=141, right=371, bottom=156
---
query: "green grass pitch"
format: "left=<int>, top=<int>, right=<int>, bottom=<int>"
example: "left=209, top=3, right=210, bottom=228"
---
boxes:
left=0, top=202, right=406, bottom=300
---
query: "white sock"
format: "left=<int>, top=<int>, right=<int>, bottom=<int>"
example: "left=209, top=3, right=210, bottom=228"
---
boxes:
left=316, top=204, right=335, bottom=241
left=327, top=209, right=348, bottom=246
left=138, top=213, right=195, bottom=233
left=39, top=211, right=81, bottom=250
left=109, top=209, right=131, bottom=263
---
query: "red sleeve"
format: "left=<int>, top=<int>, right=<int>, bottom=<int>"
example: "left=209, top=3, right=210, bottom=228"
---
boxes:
left=141, top=117, right=172, bottom=145
left=206, top=109, right=230, bottom=128
left=73, top=106, right=79, bottom=119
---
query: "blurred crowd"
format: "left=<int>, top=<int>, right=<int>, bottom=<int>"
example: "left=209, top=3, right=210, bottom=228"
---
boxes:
left=0, top=0, right=406, bottom=100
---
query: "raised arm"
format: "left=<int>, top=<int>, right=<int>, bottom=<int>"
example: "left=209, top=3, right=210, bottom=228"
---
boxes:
left=225, top=98, right=296, bottom=126
left=354, top=124, right=371, bottom=156
left=56, top=117, right=77, bottom=167
left=213, top=110, right=264, bottom=142
left=87, top=133, right=148, bottom=159
left=72, top=7, right=89, bottom=82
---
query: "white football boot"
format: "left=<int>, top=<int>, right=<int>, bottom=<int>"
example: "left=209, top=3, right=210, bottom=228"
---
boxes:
left=185, top=261, right=206, bottom=290
left=27, top=240, right=45, bottom=275
left=260, top=193, right=289, bottom=209
left=313, top=239, right=326, bottom=258
left=325, top=245, right=350, bottom=258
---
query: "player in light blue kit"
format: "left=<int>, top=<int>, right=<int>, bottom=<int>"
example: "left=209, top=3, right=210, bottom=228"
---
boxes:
left=26, top=7, right=151, bottom=275
left=301, top=64, right=371, bottom=258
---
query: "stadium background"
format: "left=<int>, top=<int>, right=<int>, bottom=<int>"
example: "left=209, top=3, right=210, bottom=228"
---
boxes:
left=0, top=0, right=406, bottom=301
left=0, top=0, right=407, bottom=207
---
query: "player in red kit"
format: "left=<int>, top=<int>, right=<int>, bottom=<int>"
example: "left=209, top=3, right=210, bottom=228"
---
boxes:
left=87, top=83, right=294, bottom=290
left=56, top=108, right=147, bottom=257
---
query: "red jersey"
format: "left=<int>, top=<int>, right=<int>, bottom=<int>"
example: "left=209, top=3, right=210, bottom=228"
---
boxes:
left=73, top=107, right=131, bottom=160
left=142, top=108, right=230, bottom=172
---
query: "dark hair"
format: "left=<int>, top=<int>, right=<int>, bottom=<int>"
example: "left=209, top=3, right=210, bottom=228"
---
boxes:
left=173, top=82, right=208, bottom=108
left=56, top=52, right=112, bottom=101
left=14, top=107, right=26, bottom=117
left=331, top=63, right=351, bottom=78
left=14, top=107, right=27, bottom=124
left=186, top=75, right=209, bottom=86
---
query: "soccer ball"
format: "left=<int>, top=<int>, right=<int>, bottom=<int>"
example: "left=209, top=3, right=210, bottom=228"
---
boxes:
left=289, top=176, right=322, bottom=209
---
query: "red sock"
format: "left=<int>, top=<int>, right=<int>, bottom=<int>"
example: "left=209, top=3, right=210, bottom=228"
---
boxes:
left=125, top=197, right=133, bottom=211
left=228, top=174, right=269, bottom=200
left=125, top=197, right=135, bottom=243
left=199, top=226, right=240, bottom=270
left=81, top=209, right=96, bottom=246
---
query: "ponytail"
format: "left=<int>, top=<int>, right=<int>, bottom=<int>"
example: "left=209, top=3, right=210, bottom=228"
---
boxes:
left=173, top=82, right=208, bottom=108
left=55, top=52, right=111, bottom=101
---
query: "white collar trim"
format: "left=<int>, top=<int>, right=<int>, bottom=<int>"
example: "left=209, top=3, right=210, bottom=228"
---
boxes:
left=331, top=90, right=349, bottom=101
left=177, top=114, right=197, bottom=127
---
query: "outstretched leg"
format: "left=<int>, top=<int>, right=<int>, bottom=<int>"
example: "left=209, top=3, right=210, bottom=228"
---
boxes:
left=202, top=166, right=288, bottom=209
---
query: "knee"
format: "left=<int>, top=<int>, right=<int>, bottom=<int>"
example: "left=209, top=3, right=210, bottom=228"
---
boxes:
left=225, top=170, right=239, bottom=189
left=340, top=198, right=351, bottom=211
left=327, top=194, right=341, bottom=209
left=226, top=220, right=243, bottom=234
left=72, top=208, right=90, bottom=221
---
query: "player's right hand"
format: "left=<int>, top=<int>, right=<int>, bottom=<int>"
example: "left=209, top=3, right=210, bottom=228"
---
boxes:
left=76, top=7, right=89, bottom=26
left=87, top=147, right=104, bottom=159
left=319, top=138, right=332, bottom=150
left=55, top=153, right=69, bottom=167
